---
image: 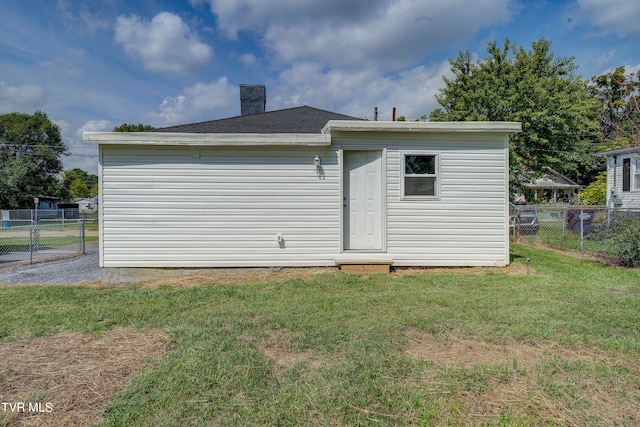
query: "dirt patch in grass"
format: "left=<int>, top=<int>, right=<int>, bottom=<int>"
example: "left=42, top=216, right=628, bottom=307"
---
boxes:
left=393, top=261, right=532, bottom=277
left=256, top=329, right=338, bottom=378
left=404, top=329, right=640, bottom=426
left=132, top=268, right=339, bottom=288
left=0, top=327, right=169, bottom=426
left=98, top=263, right=531, bottom=289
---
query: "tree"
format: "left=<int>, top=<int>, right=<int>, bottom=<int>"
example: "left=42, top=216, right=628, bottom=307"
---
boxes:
left=0, top=111, right=67, bottom=209
left=58, top=168, right=98, bottom=201
left=575, top=171, right=606, bottom=205
left=113, top=123, right=156, bottom=132
left=429, top=38, right=601, bottom=199
left=588, top=66, right=640, bottom=149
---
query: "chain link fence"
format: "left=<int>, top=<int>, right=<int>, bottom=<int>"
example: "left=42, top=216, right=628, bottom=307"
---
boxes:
left=510, top=204, right=640, bottom=261
left=0, top=209, right=96, bottom=267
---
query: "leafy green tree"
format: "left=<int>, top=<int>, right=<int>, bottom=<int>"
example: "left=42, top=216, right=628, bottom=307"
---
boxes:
left=0, top=111, right=67, bottom=209
left=113, top=123, right=156, bottom=132
left=58, top=168, right=98, bottom=201
left=429, top=38, right=601, bottom=198
left=588, top=66, right=640, bottom=149
left=575, top=171, right=606, bottom=205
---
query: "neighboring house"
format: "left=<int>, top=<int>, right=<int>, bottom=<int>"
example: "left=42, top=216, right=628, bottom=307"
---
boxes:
left=524, top=167, right=581, bottom=202
left=34, top=195, right=59, bottom=210
left=84, top=85, right=521, bottom=279
left=72, top=197, right=98, bottom=214
left=597, top=146, right=640, bottom=208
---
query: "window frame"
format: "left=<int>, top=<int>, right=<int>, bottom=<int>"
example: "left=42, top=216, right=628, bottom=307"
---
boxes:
left=400, top=151, right=440, bottom=200
left=633, top=157, right=640, bottom=192
left=622, top=157, right=631, bottom=192
left=621, top=156, right=640, bottom=192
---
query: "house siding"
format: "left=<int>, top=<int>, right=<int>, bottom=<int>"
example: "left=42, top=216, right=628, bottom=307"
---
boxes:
left=100, top=145, right=340, bottom=267
left=96, top=125, right=513, bottom=269
left=606, top=154, right=640, bottom=209
left=333, top=131, right=509, bottom=266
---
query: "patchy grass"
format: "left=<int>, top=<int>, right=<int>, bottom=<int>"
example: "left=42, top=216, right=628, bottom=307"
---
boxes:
left=0, top=244, right=638, bottom=426
left=0, top=328, right=168, bottom=426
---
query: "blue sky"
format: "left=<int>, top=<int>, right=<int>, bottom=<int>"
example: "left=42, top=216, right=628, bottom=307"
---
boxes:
left=1, top=0, right=638, bottom=174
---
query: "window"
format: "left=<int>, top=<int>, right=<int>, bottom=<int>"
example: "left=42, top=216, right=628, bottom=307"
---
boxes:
left=623, top=158, right=631, bottom=192
left=402, top=153, right=438, bottom=198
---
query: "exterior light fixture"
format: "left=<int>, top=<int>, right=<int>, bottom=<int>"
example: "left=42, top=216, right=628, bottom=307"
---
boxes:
left=314, top=156, right=321, bottom=168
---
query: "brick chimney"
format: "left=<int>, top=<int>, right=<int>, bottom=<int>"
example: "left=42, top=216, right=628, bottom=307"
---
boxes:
left=240, top=84, right=266, bottom=116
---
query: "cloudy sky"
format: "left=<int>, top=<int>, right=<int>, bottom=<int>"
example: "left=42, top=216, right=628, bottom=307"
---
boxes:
left=1, top=0, right=639, bottom=174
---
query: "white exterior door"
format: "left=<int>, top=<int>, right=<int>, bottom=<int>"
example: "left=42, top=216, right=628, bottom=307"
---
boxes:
left=344, top=150, right=382, bottom=250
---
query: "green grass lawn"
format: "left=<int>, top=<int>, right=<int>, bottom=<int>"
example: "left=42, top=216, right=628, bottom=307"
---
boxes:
left=0, top=244, right=638, bottom=426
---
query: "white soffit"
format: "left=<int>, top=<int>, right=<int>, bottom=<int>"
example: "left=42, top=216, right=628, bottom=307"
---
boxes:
left=322, top=120, right=522, bottom=134
left=83, top=132, right=331, bottom=146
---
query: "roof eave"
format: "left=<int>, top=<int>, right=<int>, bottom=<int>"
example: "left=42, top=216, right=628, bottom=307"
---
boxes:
left=596, top=146, right=640, bottom=157
left=83, top=132, right=331, bottom=146
left=322, top=120, right=522, bottom=134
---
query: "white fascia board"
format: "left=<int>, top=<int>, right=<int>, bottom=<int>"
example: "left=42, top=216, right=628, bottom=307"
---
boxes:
left=83, top=132, right=331, bottom=146
left=595, top=146, right=640, bottom=157
left=322, top=120, right=522, bottom=134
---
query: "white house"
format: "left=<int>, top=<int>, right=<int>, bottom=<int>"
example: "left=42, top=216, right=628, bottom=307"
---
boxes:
left=84, top=87, right=520, bottom=279
left=72, top=197, right=98, bottom=214
left=597, top=146, right=640, bottom=209
left=523, top=167, right=581, bottom=202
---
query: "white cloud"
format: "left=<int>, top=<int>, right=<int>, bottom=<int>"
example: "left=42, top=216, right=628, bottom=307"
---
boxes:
left=114, top=12, right=212, bottom=74
left=577, top=0, right=640, bottom=37
left=54, top=119, right=71, bottom=135
left=596, top=49, right=616, bottom=67
left=600, top=63, right=640, bottom=76
left=184, top=77, right=237, bottom=111
left=0, top=81, right=46, bottom=113
left=239, top=53, right=258, bottom=66
left=146, top=77, right=237, bottom=126
left=627, top=63, right=640, bottom=75
left=270, top=60, right=452, bottom=120
left=199, top=0, right=513, bottom=71
left=77, top=119, right=111, bottom=139
left=57, top=0, right=111, bottom=35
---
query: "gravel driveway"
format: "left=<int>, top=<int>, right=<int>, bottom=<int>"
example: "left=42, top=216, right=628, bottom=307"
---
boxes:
left=0, top=242, right=100, bottom=285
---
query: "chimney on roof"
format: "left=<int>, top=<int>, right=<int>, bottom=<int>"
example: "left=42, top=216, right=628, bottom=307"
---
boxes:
left=240, top=84, right=266, bottom=116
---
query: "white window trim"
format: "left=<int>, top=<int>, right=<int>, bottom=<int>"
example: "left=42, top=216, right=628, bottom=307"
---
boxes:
left=400, top=151, right=441, bottom=200
left=622, top=155, right=640, bottom=192
left=634, top=157, right=640, bottom=192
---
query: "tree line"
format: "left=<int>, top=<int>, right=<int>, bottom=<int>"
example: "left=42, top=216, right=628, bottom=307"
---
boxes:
left=416, top=38, right=639, bottom=203
left=2, top=37, right=638, bottom=208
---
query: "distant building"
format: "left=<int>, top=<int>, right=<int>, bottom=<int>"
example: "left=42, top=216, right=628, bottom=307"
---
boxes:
left=34, top=196, right=59, bottom=210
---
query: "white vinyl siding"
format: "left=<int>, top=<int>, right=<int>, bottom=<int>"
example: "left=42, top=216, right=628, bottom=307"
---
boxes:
left=100, top=145, right=339, bottom=267
left=334, top=132, right=509, bottom=266
left=94, top=123, right=517, bottom=269
left=607, top=155, right=640, bottom=208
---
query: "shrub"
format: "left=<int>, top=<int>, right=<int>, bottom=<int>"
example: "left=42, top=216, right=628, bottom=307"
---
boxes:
left=600, top=216, right=640, bottom=267
left=575, top=171, right=606, bottom=205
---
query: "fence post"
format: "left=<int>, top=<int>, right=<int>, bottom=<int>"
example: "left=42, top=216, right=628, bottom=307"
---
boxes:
left=80, top=219, right=85, bottom=254
left=580, top=207, right=584, bottom=254
left=29, top=224, right=33, bottom=264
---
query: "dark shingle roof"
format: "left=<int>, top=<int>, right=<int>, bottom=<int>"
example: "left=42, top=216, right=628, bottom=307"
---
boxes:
left=153, top=105, right=365, bottom=134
